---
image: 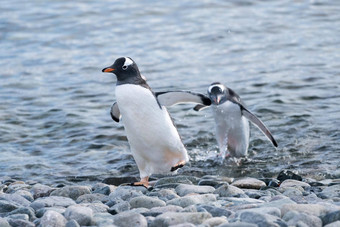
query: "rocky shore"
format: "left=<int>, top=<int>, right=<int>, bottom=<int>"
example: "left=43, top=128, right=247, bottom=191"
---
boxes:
left=0, top=171, right=340, bottom=227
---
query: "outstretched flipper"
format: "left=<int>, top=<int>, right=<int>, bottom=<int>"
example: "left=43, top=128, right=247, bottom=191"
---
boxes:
left=110, top=102, right=121, bottom=122
left=241, top=106, right=278, bottom=147
left=155, top=91, right=211, bottom=107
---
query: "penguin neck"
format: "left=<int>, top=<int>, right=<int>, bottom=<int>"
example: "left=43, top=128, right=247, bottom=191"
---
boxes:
left=116, top=75, right=150, bottom=90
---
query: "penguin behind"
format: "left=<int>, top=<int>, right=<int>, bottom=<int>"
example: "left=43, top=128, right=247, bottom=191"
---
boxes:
left=102, top=57, right=210, bottom=187
left=195, top=82, right=278, bottom=158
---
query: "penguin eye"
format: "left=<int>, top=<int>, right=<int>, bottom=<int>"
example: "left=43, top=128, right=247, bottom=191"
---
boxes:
left=122, top=65, right=128, bottom=70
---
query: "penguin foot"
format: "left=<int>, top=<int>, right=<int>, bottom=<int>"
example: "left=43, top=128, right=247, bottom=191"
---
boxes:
left=171, top=161, right=186, bottom=172
left=121, top=176, right=149, bottom=188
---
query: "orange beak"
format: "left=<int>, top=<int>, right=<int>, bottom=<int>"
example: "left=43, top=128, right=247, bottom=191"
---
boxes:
left=102, top=67, right=115, bottom=73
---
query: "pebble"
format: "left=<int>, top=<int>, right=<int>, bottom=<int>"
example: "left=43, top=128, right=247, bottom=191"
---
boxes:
left=231, top=177, right=266, bottom=189
left=1, top=174, right=339, bottom=226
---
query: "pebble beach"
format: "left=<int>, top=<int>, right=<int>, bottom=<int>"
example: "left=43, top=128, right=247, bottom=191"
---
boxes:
left=1, top=171, right=339, bottom=227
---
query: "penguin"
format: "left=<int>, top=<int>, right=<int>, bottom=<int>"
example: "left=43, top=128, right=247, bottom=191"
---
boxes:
left=102, top=57, right=210, bottom=187
left=194, top=82, right=278, bottom=158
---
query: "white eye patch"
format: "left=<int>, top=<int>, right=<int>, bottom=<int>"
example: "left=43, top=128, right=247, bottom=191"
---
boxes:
left=208, top=84, right=225, bottom=94
left=123, top=57, right=133, bottom=69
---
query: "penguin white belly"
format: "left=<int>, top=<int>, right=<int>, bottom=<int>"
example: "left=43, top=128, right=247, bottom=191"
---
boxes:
left=115, top=84, right=188, bottom=178
left=212, top=101, right=250, bottom=157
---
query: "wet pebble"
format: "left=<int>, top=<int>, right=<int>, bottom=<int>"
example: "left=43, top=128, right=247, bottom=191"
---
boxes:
left=129, top=196, right=166, bottom=209
left=214, top=184, right=246, bottom=198
left=231, top=177, right=266, bottom=189
left=150, top=212, right=212, bottom=226
left=64, top=205, right=93, bottom=226
left=50, top=186, right=92, bottom=200
left=175, top=184, right=215, bottom=196
left=40, top=210, right=67, bottom=227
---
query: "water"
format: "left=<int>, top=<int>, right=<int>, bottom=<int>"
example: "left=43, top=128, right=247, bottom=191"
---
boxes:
left=0, top=0, right=339, bottom=185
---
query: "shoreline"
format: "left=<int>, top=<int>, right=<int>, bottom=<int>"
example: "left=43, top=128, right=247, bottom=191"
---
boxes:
left=1, top=172, right=340, bottom=227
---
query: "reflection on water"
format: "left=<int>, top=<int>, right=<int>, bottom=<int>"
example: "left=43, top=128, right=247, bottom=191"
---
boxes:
left=0, top=0, right=339, bottom=185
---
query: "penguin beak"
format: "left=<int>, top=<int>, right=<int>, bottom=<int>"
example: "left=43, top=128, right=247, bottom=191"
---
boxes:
left=102, top=67, right=115, bottom=73
left=211, top=95, right=221, bottom=104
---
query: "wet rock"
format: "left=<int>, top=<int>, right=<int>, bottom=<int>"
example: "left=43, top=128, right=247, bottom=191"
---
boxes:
left=321, top=209, right=340, bottom=226
left=0, top=200, right=19, bottom=212
left=283, top=210, right=322, bottom=227
left=30, top=183, right=54, bottom=199
left=30, top=196, right=76, bottom=211
left=169, top=223, right=195, bottom=227
left=325, top=221, right=340, bottom=227
left=231, top=177, right=266, bottom=189
left=150, top=205, right=183, bottom=213
left=280, top=179, right=310, bottom=188
left=154, top=176, right=198, bottom=188
left=175, top=184, right=215, bottom=196
left=150, top=212, right=212, bottom=226
left=167, top=194, right=217, bottom=208
left=0, top=193, right=31, bottom=207
left=8, top=207, right=36, bottom=221
left=260, top=197, right=296, bottom=209
left=7, top=219, right=35, bottom=227
left=76, top=193, right=108, bottom=203
left=79, top=202, right=109, bottom=213
left=40, top=210, right=67, bottom=227
left=277, top=170, right=303, bottom=182
left=218, top=223, right=258, bottom=227
left=318, top=184, right=340, bottom=199
left=222, top=197, right=265, bottom=206
left=14, top=190, right=34, bottom=202
left=0, top=218, right=10, bottom=227
left=64, top=205, right=93, bottom=226
left=147, top=188, right=180, bottom=201
left=102, top=176, right=139, bottom=186
left=92, top=183, right=116, bottom=195
left=202, top=216, right=228, bottom=226
left=237, top=207, right=281, bottom=218
left=129, top=196, right=166, bottom=209
left=108, top=201, right=131, bottom=214
left=92, top=212, right=114, bottom=226
left=281, top=204, right=330, bottom=216
left=214, top=184, right=246, bottom=198
left=112, top=211, right=147, bottom=227
left=50, top=186, right=91, bottom=200
left=238, top=210, right=288, bottom=227
left=109, top=186, right=144, bottom=202
left=66, top=219, right=80, bottom=227
left=196, top=205, right=233, bottom=217
left=36, top=207, right=66, bottom=218
left=6, top=213, right=29, bottom=221
left=6, top=182, right=30, bottom=193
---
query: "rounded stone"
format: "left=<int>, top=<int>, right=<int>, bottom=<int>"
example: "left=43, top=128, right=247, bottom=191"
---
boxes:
left=280, top=179, right=310, bottom=188
left=112, top=211, right=147, bottom=227
left=175, top=184, right=215, bottom=196
left=64, top=205, right=93, bottom=226
left=167, top=194, right=217, bottom=208
left=214, top=184, right=246, bottom=197
left=50, top=186, right=91, bottom=200
left=40, top=210, right=67, bottom=227
left=129, top=196, right=166, bottom=209
left=150, top=212, right=212, bottom=226
left=231, top=178, right=266, bottom=189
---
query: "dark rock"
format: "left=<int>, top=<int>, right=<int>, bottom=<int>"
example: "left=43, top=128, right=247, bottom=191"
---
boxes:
left=321, top=209, right=340, bottom=226
left=50, top=186, right=91, bottom=200
left=0, top=200, right=18, bottom=213
left=277, top=170, right=302, bottom=182
left=6, top=213, right=29, bottom=221
left=0, top=193, right=31, bottom=207
left=92, top=183, right=116, bottom=195
left=102, top=176, right=139, bottom=186
left=8, top=207, right=36, bottom=221
left=30, top=183, right=54, bottom=199
left=318, top=184, right=340, bottom=199
left=7, top=219, right=35, bottom=227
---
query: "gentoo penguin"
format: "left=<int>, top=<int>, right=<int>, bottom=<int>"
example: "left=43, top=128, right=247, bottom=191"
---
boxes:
left=194, top=82, right=278, bottom=158
left=103, top=57, right=210, bottom=187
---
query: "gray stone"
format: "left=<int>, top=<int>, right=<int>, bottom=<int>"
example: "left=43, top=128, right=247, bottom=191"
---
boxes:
left=231, top=178, right=266, bottom=189
left=182, top=205, right=197, bottom=212
left=109, top=186, right=144, bottom=202
left=238, top=210, right=288, bottom=227
left=66, top=219, right=80, bottom=227
left=40, top=210, right=67, bottom=227
left=64, top=205, right=93, bottom=226
left=260, top=197, right=296, bottom=209
left=167, top=194, right=217, bottom=208
left=50, top=186, right=91, bottom=200
left=282, top=188, right=303, bottom=197
left=196, top=205, right=233, bottom=217
left=280, top=180, right=310, bottom=188
left=30, top=196, right=76, bottom=211
left=222, top=197, right=265, bottom=206
left=150, top=212, right=212, bottom=226
left=78, top=202, right=109, bottom=213
left=150, top=205, right=183, bottom=213
left=237, top=207, right=281, bottom=218
left=321, top=209, right=340, bottom=225
left=6, top=219, right=35, bottom=227
left=244, top=189, right=272, bottom=199
left=154, top=176, right=198, bottom=188
left=92, top=212, right=115, bottom=226
left=76, top=193, right=108, bottom=204
left=214, top=184, right=246, bottom=198
left=92, top=183, right=116, bottom=195
left=6, top=213, right=29, bottom=221
left=218, top=223, right=258, bottom=227
left=175, top=184, right=215, bottom=196
left=198, top=175, right=233, bottom=188
left=147, top=189, right=180, bottom=201
left=281, top=204, right=330, bottom=217
left=0, top=193, right=31, bottom=207
left=202, top=216, right=228, bottom=226
left=36, top=207, right=66, bottom=218
left=167, top=223, right=195, bottom=227
left=325, top=221, right=340, bottom=227
left=8, top=207, right=36, bottom=221
left=283, top=210, right=322, bottom=227
left=0, top=200, right=18, bottom=213
left=129, top=196, right=166, bottom=209
left=14, top=190, right=34, bottom=202
left=112, top=211, right=147, bottom=227
left=30, top=183, right=54, bottom=199
left=6, top=182, right=30, bottom=193
left=108, top=201, right=131, bottom=214
left=0, top=218, right=10, bottom=227
left=319, top=184, right=340, bottom=199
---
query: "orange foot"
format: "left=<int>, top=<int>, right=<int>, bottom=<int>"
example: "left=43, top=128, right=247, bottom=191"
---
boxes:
left=121, top=176, right=149, bottom=188
left=171, top=161, right=186, bottom=172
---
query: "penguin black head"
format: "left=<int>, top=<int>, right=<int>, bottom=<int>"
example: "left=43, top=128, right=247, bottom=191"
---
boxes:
left=208, top=82, right=227, bottom=105
left=102, top=57, right=145, bottom=85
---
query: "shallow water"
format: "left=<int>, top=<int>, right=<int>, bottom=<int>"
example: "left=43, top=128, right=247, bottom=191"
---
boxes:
left=0, top=0, right=339, bottom=185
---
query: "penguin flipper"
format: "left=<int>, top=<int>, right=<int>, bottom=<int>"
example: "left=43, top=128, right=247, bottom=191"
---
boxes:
left=241, top=107, right=278, bottom=147
left=155, top=91, right=211, bottom=107
left=193, top=104, right=209, bottom=111
left=110, top=102, right=121, bottom=122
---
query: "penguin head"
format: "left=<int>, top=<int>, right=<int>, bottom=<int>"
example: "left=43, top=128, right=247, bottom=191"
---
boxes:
left=102, top=57, right=144, bottom=84
left=208, top=82, right=227, bottom=105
